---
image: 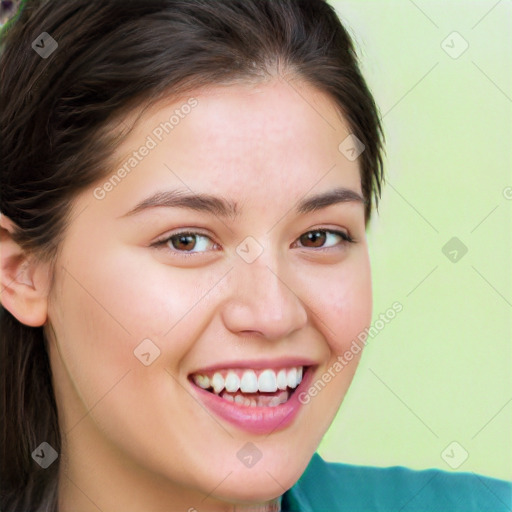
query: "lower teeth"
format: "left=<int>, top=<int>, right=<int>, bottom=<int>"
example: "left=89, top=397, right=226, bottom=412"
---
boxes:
left=219, top=389, right=290, bottom=407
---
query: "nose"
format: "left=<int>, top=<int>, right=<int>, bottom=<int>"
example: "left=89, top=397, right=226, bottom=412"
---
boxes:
left=220, top=253, right=309, bottom=340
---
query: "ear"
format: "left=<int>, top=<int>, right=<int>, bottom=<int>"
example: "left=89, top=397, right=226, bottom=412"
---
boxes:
left=0, top=213, right=51, bottom=327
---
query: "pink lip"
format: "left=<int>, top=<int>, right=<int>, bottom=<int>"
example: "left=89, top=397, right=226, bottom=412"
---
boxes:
left=189, top=365, right=316, bottom=435
left=190, top=357, right=317, bottom=375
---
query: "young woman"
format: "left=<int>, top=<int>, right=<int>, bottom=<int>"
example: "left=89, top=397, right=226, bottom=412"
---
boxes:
left=1, top=1, right=510, bottom=511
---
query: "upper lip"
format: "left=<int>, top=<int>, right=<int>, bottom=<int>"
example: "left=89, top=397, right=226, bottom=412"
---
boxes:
left=189, top=357, right=318, bottom=375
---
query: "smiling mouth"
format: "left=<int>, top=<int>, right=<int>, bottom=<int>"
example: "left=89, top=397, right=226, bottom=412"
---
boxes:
left=189, top=366, right=306, bottom=408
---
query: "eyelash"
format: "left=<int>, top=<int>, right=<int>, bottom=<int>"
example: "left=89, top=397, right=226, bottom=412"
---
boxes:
left=152, top=228, right=355, bottom=258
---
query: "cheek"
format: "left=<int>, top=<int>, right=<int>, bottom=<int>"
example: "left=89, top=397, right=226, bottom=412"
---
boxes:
left=49, top=240, right=227, bottom=415
left=47, top=248, right=183, bottom=408
left=55, top=242, right=204, bottom=352
left=310, top=251, right=373, bottom=354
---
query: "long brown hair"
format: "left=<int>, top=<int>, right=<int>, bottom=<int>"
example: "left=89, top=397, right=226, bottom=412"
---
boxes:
left=0, top=1, right=385, bottom=509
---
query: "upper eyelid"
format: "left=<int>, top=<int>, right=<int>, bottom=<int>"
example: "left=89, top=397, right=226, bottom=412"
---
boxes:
left=153, top=229, right=213, bottom=245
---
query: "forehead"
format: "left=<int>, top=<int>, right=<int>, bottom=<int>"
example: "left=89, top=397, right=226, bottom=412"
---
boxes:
left=93, top=78, right=362, bottom=218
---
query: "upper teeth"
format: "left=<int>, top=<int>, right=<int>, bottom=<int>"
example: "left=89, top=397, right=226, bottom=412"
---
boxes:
left=193, top=366, right=304, bottom=394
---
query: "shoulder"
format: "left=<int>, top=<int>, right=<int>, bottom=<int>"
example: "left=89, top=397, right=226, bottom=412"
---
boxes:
left=282, top=453, right=512, bottom=512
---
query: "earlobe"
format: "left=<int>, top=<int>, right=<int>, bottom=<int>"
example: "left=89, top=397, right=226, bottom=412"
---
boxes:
left=0, top=213, right=50, bottom=327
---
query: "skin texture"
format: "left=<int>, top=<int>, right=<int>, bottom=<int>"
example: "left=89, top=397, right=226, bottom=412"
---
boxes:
left=0, top=76, right=372, bottom=511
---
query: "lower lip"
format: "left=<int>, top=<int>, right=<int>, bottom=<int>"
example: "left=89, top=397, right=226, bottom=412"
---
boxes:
left=190, top=367, right=315, bottom=435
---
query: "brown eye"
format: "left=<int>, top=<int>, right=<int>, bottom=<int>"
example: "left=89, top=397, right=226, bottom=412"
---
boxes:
left=299, top=230, right=327, bottom=248
left=297, top=229, right=353, bottom=249
left=153, top=231, right=216, bottom=255
left=170, top=233, right=197, bottom=251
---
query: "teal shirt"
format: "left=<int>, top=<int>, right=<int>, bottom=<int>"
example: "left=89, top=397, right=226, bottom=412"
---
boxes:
left=282, top=453, right=512, bottom=511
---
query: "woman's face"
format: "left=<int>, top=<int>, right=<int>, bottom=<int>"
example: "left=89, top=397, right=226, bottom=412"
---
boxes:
left=47, top=77, right=372, bottom=508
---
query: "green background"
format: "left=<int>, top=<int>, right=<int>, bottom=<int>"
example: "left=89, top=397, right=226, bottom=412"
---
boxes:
left=319, top=0, right=511, bottom=481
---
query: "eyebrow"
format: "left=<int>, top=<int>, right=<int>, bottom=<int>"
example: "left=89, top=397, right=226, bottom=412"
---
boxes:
left=120, top=186, right=365, bottom=219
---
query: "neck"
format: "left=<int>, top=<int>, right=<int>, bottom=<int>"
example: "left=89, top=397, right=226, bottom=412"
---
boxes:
left=234, top=496, right=282, bottom=512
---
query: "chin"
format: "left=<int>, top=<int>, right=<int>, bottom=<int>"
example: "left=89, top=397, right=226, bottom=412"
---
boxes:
left=212, top=476, right=288, bottom=504
left=222, top=457, right=306, bottom=501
